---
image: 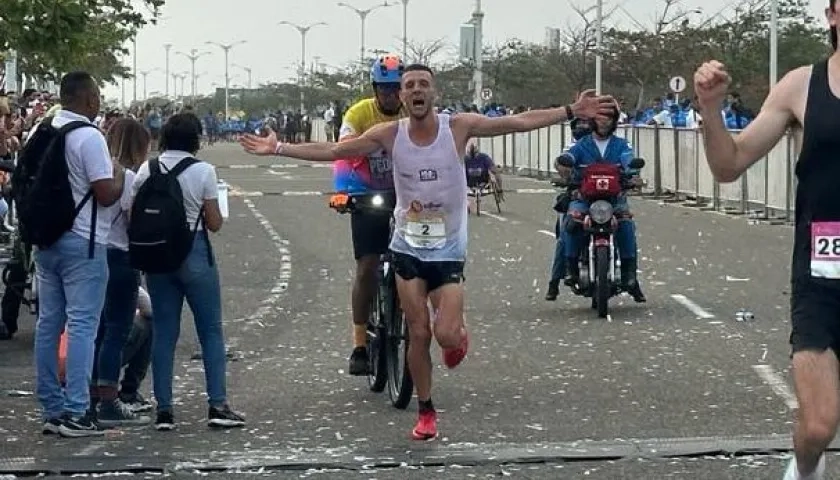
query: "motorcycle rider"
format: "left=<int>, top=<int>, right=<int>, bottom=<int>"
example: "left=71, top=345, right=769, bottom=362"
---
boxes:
left=545, top=118, right=594, bottom=301
left=560, top=106, right=646, bottom=303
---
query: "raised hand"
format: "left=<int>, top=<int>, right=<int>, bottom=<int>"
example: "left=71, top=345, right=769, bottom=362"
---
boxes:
left=694, top=60, right=731, bottom=111
left=572, top=89, right=616, bottom=120
left=240, top=130, right=280, bottom=156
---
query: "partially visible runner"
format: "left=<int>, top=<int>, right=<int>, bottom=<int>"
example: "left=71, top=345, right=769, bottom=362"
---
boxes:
left=241, top=64, right=614, bottom=440
left=694, top=3, right=839, bottom=477
left=332, top=54, right=405, bottom=376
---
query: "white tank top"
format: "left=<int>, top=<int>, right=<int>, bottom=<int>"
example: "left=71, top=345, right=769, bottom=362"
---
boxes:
left=389, top=114, right=468, bottom=262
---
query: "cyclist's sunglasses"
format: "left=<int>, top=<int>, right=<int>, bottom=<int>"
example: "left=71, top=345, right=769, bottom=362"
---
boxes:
left=375, top=84, right=401, bottom=94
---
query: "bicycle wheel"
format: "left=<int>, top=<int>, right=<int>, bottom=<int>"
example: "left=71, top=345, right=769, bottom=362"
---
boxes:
left=492, top=183, right=503, bottom=213
left=366, top=266, right=388, bottom=392
left=385, top=268, right=413, bottom=409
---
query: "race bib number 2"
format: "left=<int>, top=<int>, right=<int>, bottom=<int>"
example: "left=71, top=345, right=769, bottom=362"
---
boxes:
left=811, top=222, right=840, bottom=279
left=404, top=214, right=446, bottom=249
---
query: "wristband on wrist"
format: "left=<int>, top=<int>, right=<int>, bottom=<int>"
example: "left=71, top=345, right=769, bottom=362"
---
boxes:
left=274, top=141, right=285, bottom=155
left=564, top=104, right=574, bottom=121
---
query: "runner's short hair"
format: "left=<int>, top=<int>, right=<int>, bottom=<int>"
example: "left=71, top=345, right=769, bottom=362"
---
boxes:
left=832, top=0, right=838, bottom=50
left=404, top=64, right=434, bottom=77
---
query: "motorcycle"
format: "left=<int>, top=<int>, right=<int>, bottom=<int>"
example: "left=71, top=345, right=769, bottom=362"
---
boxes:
left=555, top=155, right=645, bottom=318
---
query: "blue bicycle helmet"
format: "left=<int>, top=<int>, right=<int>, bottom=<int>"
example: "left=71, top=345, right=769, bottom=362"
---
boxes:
left=370, top=54, right=404, bottom=84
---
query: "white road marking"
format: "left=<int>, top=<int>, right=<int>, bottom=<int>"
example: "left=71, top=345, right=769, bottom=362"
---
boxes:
left=73, top=442, right=106, bottom=456
left=670, top=294, right=714, bottom=319
left=538, top=229, right=556, bottom=238
left=512, top=188, right=555, bottom=194
left=482, top=212, right=508, bottom=222
left=752, top=364, right=799, bottom=410
left=281, top=191, right=323, bottom=196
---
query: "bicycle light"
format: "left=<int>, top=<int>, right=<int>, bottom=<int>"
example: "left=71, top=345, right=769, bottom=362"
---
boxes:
left=371, top=194, right=384, bottom=207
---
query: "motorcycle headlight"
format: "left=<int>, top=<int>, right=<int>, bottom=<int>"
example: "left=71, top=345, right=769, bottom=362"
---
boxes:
left=589, top=200, right=613, bottom=224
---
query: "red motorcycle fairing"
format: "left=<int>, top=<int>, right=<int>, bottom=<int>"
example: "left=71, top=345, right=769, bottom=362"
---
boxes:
left=579, top=163, right=622, bottom=200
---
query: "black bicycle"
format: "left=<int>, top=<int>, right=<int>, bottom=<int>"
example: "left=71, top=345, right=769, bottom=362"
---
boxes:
left=329, top=192, right=413, bottom=409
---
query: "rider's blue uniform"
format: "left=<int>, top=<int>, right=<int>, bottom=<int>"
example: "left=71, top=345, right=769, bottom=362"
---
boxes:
left=562, top=134, right=639, bottom=261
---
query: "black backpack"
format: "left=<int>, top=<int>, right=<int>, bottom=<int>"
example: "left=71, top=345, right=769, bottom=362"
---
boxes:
left=15, top=118, right=98, bottom=255
left=128, top=157, right=203, bottom=273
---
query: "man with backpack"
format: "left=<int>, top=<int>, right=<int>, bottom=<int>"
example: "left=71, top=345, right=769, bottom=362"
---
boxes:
left=20, top=72, right=126, bottom=438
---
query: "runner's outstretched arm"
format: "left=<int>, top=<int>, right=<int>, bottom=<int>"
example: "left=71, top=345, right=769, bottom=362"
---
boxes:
left=240, top=123, right=389, bottom=162
left=457, top=90, right=615, bottom=137
left=695, top=60, right=801, bottom=183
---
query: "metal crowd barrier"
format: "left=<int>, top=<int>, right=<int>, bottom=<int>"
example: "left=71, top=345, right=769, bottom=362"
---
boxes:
left=309, top=119, right=797, bottom=223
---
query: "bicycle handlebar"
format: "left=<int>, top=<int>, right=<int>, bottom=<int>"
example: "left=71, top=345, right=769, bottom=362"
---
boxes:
left=328, top=191, right=396, bottom=215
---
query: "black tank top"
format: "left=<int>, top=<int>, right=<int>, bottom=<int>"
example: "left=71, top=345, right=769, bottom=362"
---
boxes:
left=792, top=59, right=840, bottom=281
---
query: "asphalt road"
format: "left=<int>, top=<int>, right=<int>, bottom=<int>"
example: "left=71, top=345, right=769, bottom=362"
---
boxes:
left=0, top=142, right=834, bottom=479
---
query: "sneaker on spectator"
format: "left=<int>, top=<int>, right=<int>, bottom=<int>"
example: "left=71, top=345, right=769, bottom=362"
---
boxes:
left=97, top=399, right=151, bottom=427
left=120, top=392, right=153, bottom=413
left=59, top=412, right=106, bottom=438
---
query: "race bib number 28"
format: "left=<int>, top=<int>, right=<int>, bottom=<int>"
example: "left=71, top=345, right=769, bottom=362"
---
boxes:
left=811, top=222, right=840, bottom=279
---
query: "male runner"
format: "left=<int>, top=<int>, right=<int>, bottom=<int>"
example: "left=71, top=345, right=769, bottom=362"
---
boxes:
left=694, top=3, right=839, bottom=477
left=333, top=54, right=405, bottom=376
left=241, top=64, right=614, bottom=440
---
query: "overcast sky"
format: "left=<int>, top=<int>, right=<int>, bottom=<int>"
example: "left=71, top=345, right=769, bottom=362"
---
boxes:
left=103, top=0, right=829, bottom=102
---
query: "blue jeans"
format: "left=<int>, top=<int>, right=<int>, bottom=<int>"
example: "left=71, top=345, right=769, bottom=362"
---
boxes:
left=550, top=215, right=568, bottom=283
left=34, top=232, right=108, bottom=419
left=147, top=233, right=226, bottom=412
left=92, top=249, right=140, bottom=388
left=563, top=198, right=638, bottom=260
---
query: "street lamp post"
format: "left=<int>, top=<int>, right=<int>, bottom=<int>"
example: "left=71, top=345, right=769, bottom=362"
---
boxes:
left=233, top=64, right=253, bottom=89
left=133, top=38, right=138, bottom=103
left=163, top=43, right=173, bottom=97
left=139, top=68, right=161, bottom=100
left=770, top=0, right=778, bottom=87
left=401, top=0, right=409, bottom=59
left=337, top=1, right=393, bottom=82
left=471, top=0, right=484, bottom=108
left=595, top=0, right=603, bottom=94
left=280, top=21, right=327, bottom=113
left=206, top=40, right=247, bottom=119
left=177, top=48, right=211, bottom=104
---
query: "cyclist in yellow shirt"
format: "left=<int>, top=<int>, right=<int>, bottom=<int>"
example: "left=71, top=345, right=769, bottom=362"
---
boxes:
left=331, top=54, right=406, bottom=375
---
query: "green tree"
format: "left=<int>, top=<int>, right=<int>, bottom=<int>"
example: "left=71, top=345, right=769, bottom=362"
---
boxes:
left=0, top=0, right=164, bottom=84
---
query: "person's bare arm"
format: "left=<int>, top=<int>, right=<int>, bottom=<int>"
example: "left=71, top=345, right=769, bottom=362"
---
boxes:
left=701, top=67, right=804, bottom=183
left=455, top=91, right=614, bottom=138
left=455, top=109, right=570, bottom=138
left=242, top=122, right=392, bottom=161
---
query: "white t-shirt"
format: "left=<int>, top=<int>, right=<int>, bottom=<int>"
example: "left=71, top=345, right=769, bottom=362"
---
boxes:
left=52, top=109, right=115, bottom=245
left=131, top=150, right=218, bottom=231
left=105, top=169, right=137, bottom=251
left=594, top=137, right=610, bottom=157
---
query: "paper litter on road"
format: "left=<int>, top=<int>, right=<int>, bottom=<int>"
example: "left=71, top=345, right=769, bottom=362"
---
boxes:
left=726, top=275, right=750, bottom=282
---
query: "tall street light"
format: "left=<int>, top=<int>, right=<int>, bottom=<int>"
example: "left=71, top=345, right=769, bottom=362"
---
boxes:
left=206, top=40, right=247, bottom=119
left=470, top=0, right=484, bottom=108
left=595, top=0, right=603, bottom=94
left=139, top=68, right=162, bottom=100
left=177, top=48, right=211, bottom=104
left=770, top=0, right=778, bottom=87
left=279, top=21, right=327, bottom=113
left=337, top=1, right=393, bottom=77
left=163, top=43, right=173, bottom=97
left=132, top=38, right=138, bottom=103
left=401, top=0, right=409, bottom=59
left=233, top=63, right=253, bottom=89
